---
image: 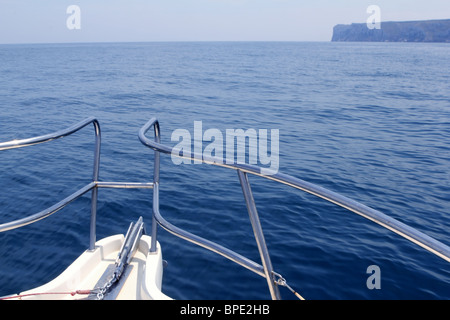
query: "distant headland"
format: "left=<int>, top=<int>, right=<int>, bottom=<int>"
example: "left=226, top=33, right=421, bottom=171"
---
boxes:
left=332, top=19, right=450, bottom=42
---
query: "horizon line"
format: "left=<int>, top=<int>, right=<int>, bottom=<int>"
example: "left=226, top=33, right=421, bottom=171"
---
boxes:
left=0, top=40, right=332, bottom=46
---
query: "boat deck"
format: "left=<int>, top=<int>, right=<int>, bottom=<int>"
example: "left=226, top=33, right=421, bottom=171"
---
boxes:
left=12, top=235, right=170, bottom=300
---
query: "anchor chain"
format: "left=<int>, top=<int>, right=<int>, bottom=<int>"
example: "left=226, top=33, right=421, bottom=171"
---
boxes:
left=94, top=273, right=118, bottom=300
left=94, top=216, right=145, bottom=300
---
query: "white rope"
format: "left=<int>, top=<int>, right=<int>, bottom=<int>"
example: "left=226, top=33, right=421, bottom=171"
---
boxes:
left=274, top=273, right=305, bottom=300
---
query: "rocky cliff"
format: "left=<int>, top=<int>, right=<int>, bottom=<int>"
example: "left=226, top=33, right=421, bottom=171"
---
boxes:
left=332, top=19, right=450, bottom=42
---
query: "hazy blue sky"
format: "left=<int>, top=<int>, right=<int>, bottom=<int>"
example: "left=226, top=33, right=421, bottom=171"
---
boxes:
left=0, top=0, right=449, bottom=44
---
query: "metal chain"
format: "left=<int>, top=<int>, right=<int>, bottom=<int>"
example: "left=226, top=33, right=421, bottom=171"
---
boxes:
left=92, top=218, right=144, bottom=300
left=93, top=272, right=118, bottom=300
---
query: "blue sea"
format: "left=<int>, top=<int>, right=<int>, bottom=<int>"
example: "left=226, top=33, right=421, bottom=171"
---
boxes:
left=0, top=42, right=449, bottom=300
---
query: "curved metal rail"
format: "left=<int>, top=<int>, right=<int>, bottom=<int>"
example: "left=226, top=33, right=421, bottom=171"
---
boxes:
left=0, top=117, right=101, bottom=251
left=139, top=117, right=450, bottom=299
left=0, top=118, right=154, bottom=251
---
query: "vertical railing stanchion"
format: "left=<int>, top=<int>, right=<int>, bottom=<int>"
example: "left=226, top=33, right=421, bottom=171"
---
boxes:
left=237, top=170, right=281, bottom=300
left=150, top=120, right=161, bottom=253
left=89, top=120, right=101, bottom=251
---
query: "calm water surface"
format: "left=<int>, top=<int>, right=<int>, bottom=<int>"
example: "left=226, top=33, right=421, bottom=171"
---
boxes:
left=0, top=42, right=449, bottom=299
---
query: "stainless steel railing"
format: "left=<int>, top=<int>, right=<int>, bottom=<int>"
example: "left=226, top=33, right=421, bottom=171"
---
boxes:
left=1, top=117, right=448, bottom=300
left=139, top=117, right=450, bottom=300
left=0, top=117, right=153, bottom=251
